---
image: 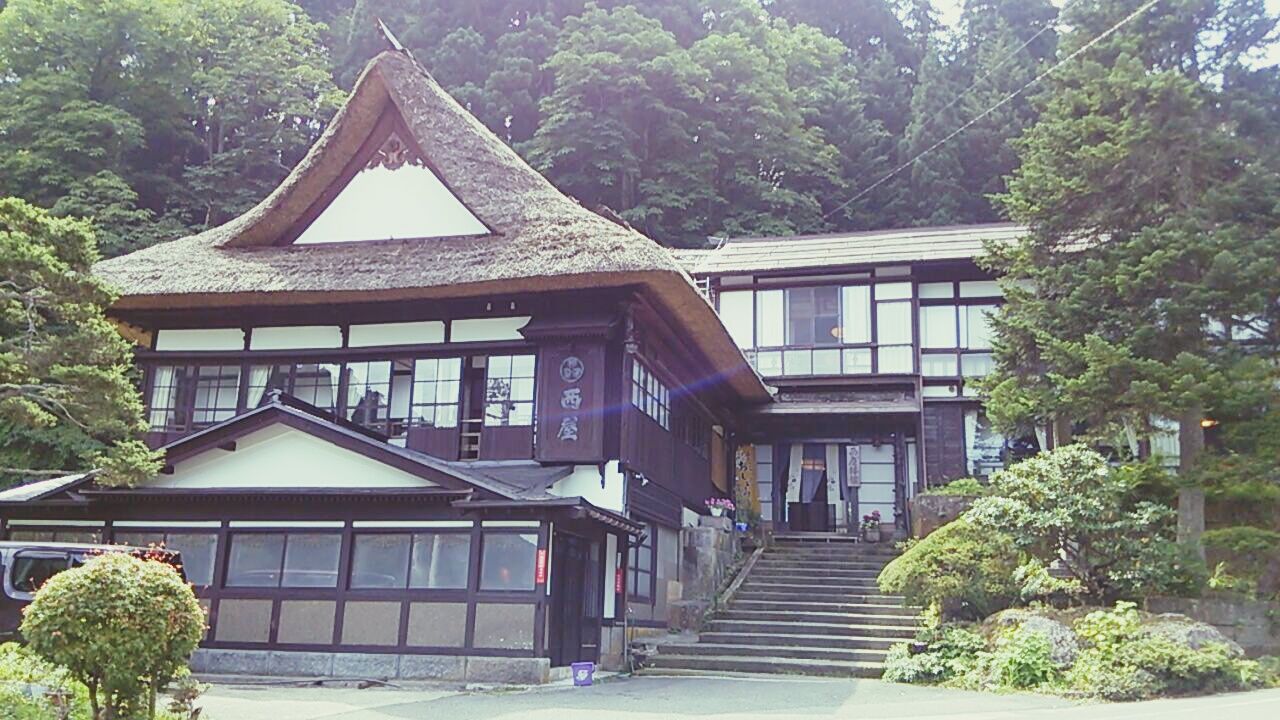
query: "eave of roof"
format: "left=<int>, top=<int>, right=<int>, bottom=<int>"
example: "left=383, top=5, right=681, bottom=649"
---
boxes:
left=674, top=223, right=1027, bottom=276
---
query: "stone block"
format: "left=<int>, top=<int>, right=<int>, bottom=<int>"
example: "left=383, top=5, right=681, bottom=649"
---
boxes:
left=397, top=654, right=466, bottom=681
left=331, top=652, right=399, bottom=679
left=464, top=656, right=550, bottom=685
left=267, top=651, right=335, bottom=677
left=698, top=516, right=733, bottom=531
left=189, top=648, right=273, bottom=676
left=668, top=599, right=710, bottom=632
left=909, top=495, right=976, bottom=538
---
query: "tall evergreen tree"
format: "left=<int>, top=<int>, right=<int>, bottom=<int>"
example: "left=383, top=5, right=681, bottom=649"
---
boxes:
left=983, top=0, right=1280, bottom=477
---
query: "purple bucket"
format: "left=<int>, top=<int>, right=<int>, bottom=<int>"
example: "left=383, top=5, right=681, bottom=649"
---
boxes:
left=571, top=661, right=595, bottom=686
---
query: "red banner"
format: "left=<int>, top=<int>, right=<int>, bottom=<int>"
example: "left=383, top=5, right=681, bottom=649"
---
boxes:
left=535, top=548, right=548, bottom=585
left=615, top=567, right=624, bottom=594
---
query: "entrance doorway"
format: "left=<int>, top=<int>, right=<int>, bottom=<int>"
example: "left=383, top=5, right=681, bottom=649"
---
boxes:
left=549, top=532, right=602, bottom=666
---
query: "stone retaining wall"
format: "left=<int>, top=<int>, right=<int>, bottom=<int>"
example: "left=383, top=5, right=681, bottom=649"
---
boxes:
left=190, top=649, right=551, bottom=684
left=667, top=516, right=738, bottom=631
left=1146, top=595, right=1280, bottom=658
left=908, top=494, right=977, bottom=538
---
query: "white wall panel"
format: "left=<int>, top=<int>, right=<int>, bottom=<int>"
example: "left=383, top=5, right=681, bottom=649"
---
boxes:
left=249, top=326, right=342, bottom=350
left=348, top=321, right=445, bottom=347
left=155, top=328, right=245, bottom=351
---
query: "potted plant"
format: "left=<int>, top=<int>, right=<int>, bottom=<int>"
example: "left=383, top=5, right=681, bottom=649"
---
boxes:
left=705, top=497, right=735, bottom=518
left=860, top=511, right=882, bottom=543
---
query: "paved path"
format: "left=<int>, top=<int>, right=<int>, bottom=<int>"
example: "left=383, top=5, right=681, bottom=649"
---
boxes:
left=199, top=674, right=1280, bottom=720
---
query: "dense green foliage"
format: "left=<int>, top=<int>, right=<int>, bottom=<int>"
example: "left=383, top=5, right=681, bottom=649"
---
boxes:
left=0, top=0, right=342, bottom=257
left=920, top=477, right=988, bottom=496
left=885, top=603, right=1277, bottom=700
left=0, top=199, right=159, bottom=488
left=877, top=516, right=1021, bottom=619
left=981, top=0, right=1280, bottom=466
left=21, top=553, right=206, bottom=720
left=967, top=445, right=1206, bottom=602
left=0, top=0, right=1064, bottom=251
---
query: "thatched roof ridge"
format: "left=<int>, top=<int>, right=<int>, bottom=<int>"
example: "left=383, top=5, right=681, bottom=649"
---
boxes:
left=93, top=50, right=769, bottom=402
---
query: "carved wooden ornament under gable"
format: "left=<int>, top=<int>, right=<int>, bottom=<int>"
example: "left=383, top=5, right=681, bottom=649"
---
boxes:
left=367, top=132, right=422, bottom=171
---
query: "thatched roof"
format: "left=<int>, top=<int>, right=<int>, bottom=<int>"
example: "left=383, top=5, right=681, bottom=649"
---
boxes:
left=94, top=50, right=768, bottom=402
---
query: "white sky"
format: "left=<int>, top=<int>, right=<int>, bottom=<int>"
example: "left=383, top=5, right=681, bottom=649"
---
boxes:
left=934, top=0, right=1280, bottom=66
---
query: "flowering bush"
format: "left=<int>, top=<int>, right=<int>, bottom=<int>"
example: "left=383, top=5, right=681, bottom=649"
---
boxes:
left=21, top=552, right=206, bottom=720
left=859, top=510, right=881, bottom=531
left=704, top=497, right=735, bottom=511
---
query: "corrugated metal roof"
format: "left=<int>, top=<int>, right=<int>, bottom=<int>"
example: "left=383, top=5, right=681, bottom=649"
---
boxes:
left=672, top=223, right=1026, bottom=275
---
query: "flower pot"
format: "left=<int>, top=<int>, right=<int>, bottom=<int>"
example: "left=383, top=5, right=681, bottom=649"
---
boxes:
left=862, top=526, right=880, bottom=543
left=709, top=507, right=724, bottom=517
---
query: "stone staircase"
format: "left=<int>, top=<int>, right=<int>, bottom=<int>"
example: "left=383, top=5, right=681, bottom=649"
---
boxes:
left=645, top=535, right=921, bottom=678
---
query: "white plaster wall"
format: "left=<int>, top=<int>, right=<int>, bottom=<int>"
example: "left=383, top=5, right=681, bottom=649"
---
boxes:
left=154, top=328, right=245, bottom=351
left=148, top=426, right=434, bottom=489
left=450, top=317, right=531, bottom=342
left=249, top=326, right=343, bottom=350
left=348, top=321, right=445, bottom=347
left=549, top=461, right=624, bottom=513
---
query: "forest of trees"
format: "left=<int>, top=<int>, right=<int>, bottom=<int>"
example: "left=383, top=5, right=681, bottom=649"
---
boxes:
left=0, top=0, right=1066, bottom=252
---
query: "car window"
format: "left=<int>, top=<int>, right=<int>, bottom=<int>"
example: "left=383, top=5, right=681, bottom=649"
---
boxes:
left=10, top=552, right=69, bottom=594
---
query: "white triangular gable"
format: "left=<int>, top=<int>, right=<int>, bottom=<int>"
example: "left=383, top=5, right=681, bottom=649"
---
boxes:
left=294, top=131, right=488, bottom=244
left=146, top=425, right=436, bottom=490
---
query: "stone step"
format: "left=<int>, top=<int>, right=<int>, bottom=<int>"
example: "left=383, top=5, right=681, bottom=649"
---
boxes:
left=645, top=653, right=884, bottom=678
left=705, top=619, right=918, bottom=639
left=754, top=559, right=892, bottom=571
left=730, top=599, right=919, bottom=615
left=699, top=631, right=903, bottom=651
left=658, top=642, right=889, bottom=664
left=747, top=566, right=885, bottom=576
left=744, top=576, right=882, bottom=589
left=717, top=609, right=921, bottom=627
left=734, top=589, right=905, bottom=605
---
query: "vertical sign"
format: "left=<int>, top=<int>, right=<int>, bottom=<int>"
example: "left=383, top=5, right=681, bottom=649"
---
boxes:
left=536, top=342, right=605, bottom=462
left=535, top=548, right=548, bottom=585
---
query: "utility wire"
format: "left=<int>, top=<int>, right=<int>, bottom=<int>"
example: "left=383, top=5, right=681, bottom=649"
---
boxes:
left=921, top=0, right=1080, bottom=138
left=822, top=0, right=1162, bottom=221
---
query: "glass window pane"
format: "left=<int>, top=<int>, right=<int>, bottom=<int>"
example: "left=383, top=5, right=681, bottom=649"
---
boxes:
left=341, top=601, right=401, bottom=646
left=277, top=600, right=336, bottom=645
left=842, top=348, right=872, bottom=374
left=473, top=603, right=535, bottom=650
left=756, top=290, right=784, bottom=347
left=214, top=599, right=273, bottom=643
left=840, top=286, right=871, bottom=343
left=812, top=348, right=840, bottom=375
left=410, top=533, right=471, bottom=589
left=959, top=280, right=1002, bottom=298
left=480, top=533, right=538, bottom=591
left=488, top=355, right=511, bottom=378
left=406, top=603, right=468, bottom=647
left=282, top=534, right=341, bottom=588
left=5, top=530, right=54, bottom=542
left=756, top=351, right=782, bottom=376
left=351, top=534, right=411, bottom=589
left=918, top=282, right=954, bottom=299
left=965, top=409, right=1006, bottom=476
left=782, top=349, right=812, bottom=376
left=53, top=530, right=101, bottom=544
left=113, top=531, right=164, bottom=548
left=962, top=305, right=997, bottom=349
left=718, top=290, right=755, bottom=349
left=920, top=306, right=958, bottom=348
left=875, top=282, right=913, bottom=300
left=511, top=354, right=536, bottom=377
left=922, top=354, right=959, bottom=377
left=167, top=533, right=218, bottom=588
left=226, top=534, right=284, bottom=587
left=876, top=302, right=913, bottom=345
left=10, top=554, right=68, bottom=593
left=878, top=346, right=914, bottom=373
left=962, top=352, right=996, bottom=378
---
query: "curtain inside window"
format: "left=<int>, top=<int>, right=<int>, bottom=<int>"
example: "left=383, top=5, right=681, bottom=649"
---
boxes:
left=244, top=366, right=274, bottom=408
left=148, top=366, right=177, bottom=428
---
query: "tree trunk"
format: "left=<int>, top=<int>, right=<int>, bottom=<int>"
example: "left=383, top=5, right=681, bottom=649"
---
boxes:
left=1177, top=406, right=1206, bottom=559
left=1051, top=414, right=1072, bottom=449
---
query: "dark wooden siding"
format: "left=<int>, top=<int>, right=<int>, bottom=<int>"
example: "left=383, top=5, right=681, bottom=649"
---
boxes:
left=922, top=403, right=967, bottom=485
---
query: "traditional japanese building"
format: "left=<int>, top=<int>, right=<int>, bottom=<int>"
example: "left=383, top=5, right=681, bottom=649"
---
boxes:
left=674, top=225, right=1040, bottom=536
left=0, top=47, right=769, bottom=682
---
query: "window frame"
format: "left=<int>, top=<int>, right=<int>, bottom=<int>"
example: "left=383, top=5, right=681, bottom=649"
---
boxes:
left=630, top=359, right=670, bottom=430
left=627, top=524, right=657, bottom=603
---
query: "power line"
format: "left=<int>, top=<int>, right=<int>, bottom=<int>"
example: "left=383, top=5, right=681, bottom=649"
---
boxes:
left=923, top=0, right=1080, bottom=136
left=822, top=0, right=1162, bottom=221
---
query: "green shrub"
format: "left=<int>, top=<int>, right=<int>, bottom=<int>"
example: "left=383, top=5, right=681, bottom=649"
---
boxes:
left=1203, top=526, right=1280, bottom=598
left=922, top=478, right=988, bottom=496
left=982, top=625, right=1062, bottom=689
left=0, top=642, right=92, bottom=720
left=878, top=516, right=1021, bottom=620
left=21, top=552, right=206, bottom=720
left=882, top=625, right=986, bottom=684
left=967, top=445, right=1206, bottom=603
left=1067, top=602, right=1263, bottom=700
